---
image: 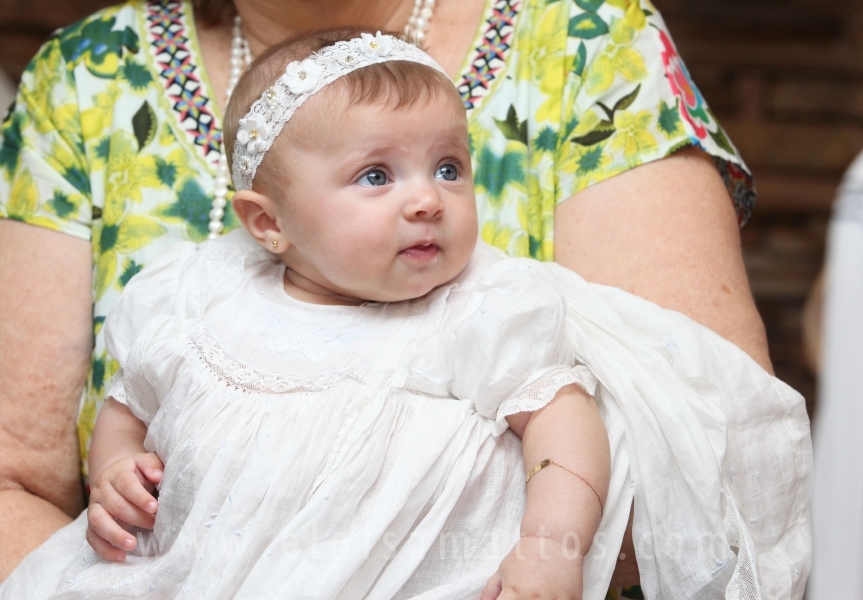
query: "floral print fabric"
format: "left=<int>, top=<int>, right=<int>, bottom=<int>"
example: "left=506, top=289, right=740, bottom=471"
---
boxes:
left=465, top=0, right=753, bottom=259
left=0, top=0, right=753, bottom=477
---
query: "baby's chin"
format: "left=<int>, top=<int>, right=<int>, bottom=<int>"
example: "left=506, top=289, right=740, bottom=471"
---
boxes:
left=360, top=274, right=465, bottom=303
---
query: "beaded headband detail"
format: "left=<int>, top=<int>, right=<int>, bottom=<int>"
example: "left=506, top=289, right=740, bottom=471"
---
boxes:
left=231, top=32, right=447, bottom=191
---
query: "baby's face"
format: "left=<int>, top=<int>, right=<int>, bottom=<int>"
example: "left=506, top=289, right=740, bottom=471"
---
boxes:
left=268, top=88, right=478, bottom=303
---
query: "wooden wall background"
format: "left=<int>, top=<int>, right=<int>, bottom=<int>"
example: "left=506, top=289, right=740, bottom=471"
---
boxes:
left=3, top=0, right=861, bottom=417
left=653, top=0, right=863, bottom=415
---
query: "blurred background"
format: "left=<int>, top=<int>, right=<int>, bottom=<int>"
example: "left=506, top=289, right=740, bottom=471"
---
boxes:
left=3, top=0, right=862, bottom=419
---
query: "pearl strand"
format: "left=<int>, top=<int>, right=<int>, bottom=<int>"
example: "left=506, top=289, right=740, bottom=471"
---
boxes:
left=208, top=15, right=251, bottom=239
left=404, top=0, right=436, bottom=44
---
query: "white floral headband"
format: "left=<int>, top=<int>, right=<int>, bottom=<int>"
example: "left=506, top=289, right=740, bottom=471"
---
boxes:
left=231, top=32, right=447, bottom=190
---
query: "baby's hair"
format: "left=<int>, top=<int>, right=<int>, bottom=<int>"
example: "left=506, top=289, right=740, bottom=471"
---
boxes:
left=224, top=27, right=463, bottom=188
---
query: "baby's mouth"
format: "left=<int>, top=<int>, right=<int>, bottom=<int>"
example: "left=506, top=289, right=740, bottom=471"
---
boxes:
left=399, top=243, right=440, bottom=261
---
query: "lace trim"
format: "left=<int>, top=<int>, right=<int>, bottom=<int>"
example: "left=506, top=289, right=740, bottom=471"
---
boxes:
left=106, top=373, right=127, bottom=406
left=407, top=367, right=451, bottom=397
left=494, top=365, right=597, bottom=436
left=189, top=326, right=365, bottom=394
left=722, top=486, right=763, bottom=599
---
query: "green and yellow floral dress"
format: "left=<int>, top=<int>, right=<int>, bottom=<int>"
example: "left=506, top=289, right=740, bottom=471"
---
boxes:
left=0, top=0, right=751, bottom=489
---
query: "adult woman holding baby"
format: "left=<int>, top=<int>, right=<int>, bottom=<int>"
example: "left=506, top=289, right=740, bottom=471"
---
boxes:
left=0, top=0, right=770, bottom=590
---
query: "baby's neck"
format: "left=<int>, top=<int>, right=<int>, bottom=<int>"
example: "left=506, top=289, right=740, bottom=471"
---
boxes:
left=282, top=268, right=364, bottom=306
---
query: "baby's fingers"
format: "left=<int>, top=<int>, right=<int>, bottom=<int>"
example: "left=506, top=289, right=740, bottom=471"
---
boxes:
left=114, top=468, right=159, bottom=516
left=99, top=481, right=156, bottom=530
left=480, top=571, right=502, bottom=600
left=86, top=503, right=133, bottom=561
left=134, top=452, right=164, bottom=486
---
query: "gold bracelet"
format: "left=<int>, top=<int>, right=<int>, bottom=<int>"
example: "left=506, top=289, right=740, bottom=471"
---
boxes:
left=525, top=459, right=604, bottom=514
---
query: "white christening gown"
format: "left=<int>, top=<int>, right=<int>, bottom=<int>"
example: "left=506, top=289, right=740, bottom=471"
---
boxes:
left=1, top=231, right=812, bottom=600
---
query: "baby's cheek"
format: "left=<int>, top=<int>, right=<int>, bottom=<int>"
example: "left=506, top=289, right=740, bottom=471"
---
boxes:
left=327, top=239, right=388, bottom=283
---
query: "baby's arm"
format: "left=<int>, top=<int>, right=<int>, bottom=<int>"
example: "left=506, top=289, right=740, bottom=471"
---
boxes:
left=86, top=398, right=164, bottom=562
left=482, top=384, right=610, bottom=600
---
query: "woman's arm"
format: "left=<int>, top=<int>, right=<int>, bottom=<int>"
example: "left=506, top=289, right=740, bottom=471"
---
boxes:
left=555, top=147, right=772, bottom=372
left=0, top=219, right=92, bottom=580
left=554, top=147, right=772, bottom=587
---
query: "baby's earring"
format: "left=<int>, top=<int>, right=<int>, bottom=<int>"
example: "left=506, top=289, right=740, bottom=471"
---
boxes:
left=271, top=239, right=278, bottom=249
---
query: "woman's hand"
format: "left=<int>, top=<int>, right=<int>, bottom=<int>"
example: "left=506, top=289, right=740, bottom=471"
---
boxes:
left=86, top=452, right=163, bottom=562
left=481, top=535, right=583, bottom=600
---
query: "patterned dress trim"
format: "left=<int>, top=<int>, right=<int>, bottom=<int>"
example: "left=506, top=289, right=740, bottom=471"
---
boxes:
left=455, top=0, right=522, bottom=112
left=143, top=0, right=522, bottom=167
left=145, top=0, right=222, bottom=168
left=714, top=157, right=756, bottom=226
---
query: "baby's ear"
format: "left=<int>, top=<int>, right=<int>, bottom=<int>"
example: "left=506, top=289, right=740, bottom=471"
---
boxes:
left=232, top=190, right=286, bottom=254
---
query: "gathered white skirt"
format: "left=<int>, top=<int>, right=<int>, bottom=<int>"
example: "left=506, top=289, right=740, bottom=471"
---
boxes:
left=1, top=266, right=811, bottom=600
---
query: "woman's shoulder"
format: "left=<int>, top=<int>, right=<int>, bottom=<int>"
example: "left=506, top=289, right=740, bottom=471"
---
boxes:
left=31, top=1, right=145, bottom=77
left=467, top=0, right=754, bottom=261
left=20, top=0, right=201, bottom=95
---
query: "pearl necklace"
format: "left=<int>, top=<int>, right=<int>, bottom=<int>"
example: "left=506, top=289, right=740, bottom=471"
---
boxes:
left=208, top=3, right=436, bottom=238
left=208, top=16, right=251, bottom=239
left=405, top=0, right=437, bottom=44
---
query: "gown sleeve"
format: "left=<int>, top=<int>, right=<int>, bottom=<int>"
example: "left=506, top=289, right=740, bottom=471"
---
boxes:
left=103, top=231, right=255, bottom=418
left=103, top=240, right=197, bottom=405
left=449, top=258, right=598, bottom=436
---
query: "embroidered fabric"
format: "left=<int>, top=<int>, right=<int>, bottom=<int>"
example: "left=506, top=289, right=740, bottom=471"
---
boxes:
left=257, top=306, right=371, bottom=364
left=189, top=325, right=366, bottom=395
left=191, top=242, right=247, bottom=316
left=308, top=300, right=429, bottom=498
left=493, top=365, right=597, bottom=435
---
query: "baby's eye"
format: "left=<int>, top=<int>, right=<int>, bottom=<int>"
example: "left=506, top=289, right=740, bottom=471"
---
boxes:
left=435, top=163, right=459, bottom=182
left=358, top=169, right=389, bottom=187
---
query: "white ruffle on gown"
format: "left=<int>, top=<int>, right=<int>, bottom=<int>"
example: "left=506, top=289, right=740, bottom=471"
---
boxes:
left=1, top=232, right=812, bottom=600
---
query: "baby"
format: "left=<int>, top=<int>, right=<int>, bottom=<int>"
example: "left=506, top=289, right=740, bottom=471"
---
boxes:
left=3, top=29, right=610, bottom=599
left=1, top=27, right=813, bottom=600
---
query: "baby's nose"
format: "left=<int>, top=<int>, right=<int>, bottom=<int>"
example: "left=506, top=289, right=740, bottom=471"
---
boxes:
left=406, top=186, right=444, bottom=220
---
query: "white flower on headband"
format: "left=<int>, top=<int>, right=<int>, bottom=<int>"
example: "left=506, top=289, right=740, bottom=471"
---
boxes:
left=232, top=34, right=447, bottom=191
left=237, top=114, right=270, bottom=154
left=360, top=32, right=393, bottom=58
left=284, top=59, right=323, bottom=94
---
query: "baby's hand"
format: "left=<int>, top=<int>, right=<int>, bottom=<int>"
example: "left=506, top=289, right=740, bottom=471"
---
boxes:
left=481, top=535, right=583, bottom=600
left=86, top=452, right=163, bottom=562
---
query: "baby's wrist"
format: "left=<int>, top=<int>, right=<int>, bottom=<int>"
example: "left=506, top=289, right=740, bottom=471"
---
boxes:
left=519, top=523, right=596, bottom=562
